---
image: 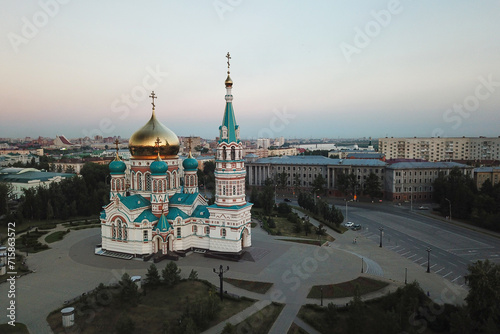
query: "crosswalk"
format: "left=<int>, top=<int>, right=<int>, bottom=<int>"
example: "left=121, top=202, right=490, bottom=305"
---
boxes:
left=356, top=229, right=466, bottom=287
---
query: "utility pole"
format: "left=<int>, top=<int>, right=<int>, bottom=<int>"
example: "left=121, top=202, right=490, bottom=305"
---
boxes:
left=213, top=265, right=229, bottom=301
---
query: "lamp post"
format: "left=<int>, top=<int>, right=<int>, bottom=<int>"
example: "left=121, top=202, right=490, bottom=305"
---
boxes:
left=379, top=227, right=384, bottom=248
left=405, top=268, right=407, bottom=284
left=444, top=198, right=451, bottom=220
left=320, top=287, right=323, bottom=306
left=361, top=258, right=364, bottom=273
left=345, top=199, right=348, bottom=222
left=213, top=265, right=229, bottom=301
left=426, top=247, right=431, bottom=273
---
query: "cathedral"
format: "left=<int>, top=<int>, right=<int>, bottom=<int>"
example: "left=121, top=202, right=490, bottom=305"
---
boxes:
left=99, top=54, right=252, bottom=257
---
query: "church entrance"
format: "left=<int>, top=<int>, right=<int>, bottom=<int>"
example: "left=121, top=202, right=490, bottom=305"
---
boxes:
left=241, top=228, right=250, bottom=248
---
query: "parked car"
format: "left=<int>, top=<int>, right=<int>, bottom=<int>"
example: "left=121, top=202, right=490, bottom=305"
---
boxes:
left=418, top=206, right=429, bottom=210
left=344, top=222, right=354, bottom=228
left=351, top=224, right=361, bottom=231
left=284, top=198, right=291, bottom=202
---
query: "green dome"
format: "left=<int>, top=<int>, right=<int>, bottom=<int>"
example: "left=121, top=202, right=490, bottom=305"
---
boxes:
left=150, top=160, right=168, bottom=175
left=183, top=155, right=198, bottom=171
left=109, top=160, right=126, bottom=174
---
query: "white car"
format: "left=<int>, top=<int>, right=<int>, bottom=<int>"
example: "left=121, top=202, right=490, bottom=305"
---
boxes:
left=344, top=222, right=354, bottom=228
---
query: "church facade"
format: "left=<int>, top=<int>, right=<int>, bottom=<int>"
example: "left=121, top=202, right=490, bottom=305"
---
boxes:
left=99, top=56, right=252, bottom=257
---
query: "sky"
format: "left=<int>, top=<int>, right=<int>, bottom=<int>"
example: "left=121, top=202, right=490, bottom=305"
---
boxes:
left=1, top=0, right=499, bottom=141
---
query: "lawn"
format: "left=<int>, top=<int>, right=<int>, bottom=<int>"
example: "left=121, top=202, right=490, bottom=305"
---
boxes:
left=232, top=302, right=284, bottom=334
left=0, top=323, right=29, bottom=333
left=47, top=280, right=255, bottom=334
left=307, top=276, right=389, bottom=299
left=223, top=277, right=273, bottom=294
left=44, top=230, right=70, bottom=243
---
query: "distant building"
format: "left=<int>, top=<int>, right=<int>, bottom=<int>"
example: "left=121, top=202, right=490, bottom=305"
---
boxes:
left=0, top=167, right=75, bottom=199
left=474, top=167, right=500, bottom=189
left=53, top=135, right=76, bottom=148
left=379, top=136, right=500, bottom=162
left=384, top=162, right=473, bottom=202
left=268, top=147, right=298, bottom=157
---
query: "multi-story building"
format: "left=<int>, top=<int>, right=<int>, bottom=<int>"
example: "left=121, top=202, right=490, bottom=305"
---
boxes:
left=474, top=167, right=500, bottom=189
left=246, top=155, right=386, bottom=197
left=268, top=147, right=298, bottom=157
left=379, top=137, right=500, bottom=162
left=384, top=162, right=473, bottom=202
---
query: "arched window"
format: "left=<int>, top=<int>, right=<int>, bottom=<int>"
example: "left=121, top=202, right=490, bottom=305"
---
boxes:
left=231, top=147, right=236, bottom=160
left=118, top=220, right=122, bottom=240
left=137, top=172, right=143, bottom=190
left=146, top=173, right=152, bottom=191
left=193, top=225, right=197, bottom=234
left=166, top=172, right=171, bottom=189
left=222, top=147, right=227, bottom=160
left=233, top=185, right=236, bottom=195
left=123, top=223, right=128, bottom=241
left=111, top=224, right=116, bottom=239
left=153, top=180, right=158, bottom=192
left=222, top=229, right=226, bottom=238
left=205, top=226, right=210, bottom=235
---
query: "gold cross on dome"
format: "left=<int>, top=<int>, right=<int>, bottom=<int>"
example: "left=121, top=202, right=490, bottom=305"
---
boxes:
left=155, top=137, right=161, bottom=154
left=114, top=138, right=120, bottom=152
left=226, top=52, right=231, bottom=70
left=150, top=91, right=157, bottom=108
left=187, top=137, right=192, bottom=152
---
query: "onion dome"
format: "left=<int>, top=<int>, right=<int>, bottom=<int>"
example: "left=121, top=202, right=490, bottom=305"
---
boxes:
left=109, top=151, right=126, bottom=174
left=129, top=109, right=180, bottom=160
left=225, top=74, right=233, bottom=87
left=109, top=160, right=126, bottom=174
left=182, top=152, right=198, bottom=171
left=150, top=154, right=168, bottom=175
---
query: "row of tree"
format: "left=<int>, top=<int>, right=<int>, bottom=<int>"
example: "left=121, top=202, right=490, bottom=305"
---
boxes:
left=433, top=167, right=500, bottom=230
left=297, top=192, right=344, bottom=227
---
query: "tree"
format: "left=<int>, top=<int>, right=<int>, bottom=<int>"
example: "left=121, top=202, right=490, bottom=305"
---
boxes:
left=275, top=171, right=288, bottom=192
left=433, top=167, right=476, bottom=219
left=162, top=261, right=182, bottom=287
left=260, top=178, right=275, bottom=215
left=0, top=182, right=13, bottom=217
left=146, top=264, right=161, bottom=287
left=364, top=172, right=383, bottom=199
left=464, top=260, right=500, bottom=330
left=312, top=174, right=327, bottom=197
left=188, top=269, right=198, bottom=280
left=118, top=273, right=140, bottom=307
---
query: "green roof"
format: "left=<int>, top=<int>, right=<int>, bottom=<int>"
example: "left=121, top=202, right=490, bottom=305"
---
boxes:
left=134, top=209, right=158, bottom=223
left=192, top=205, right=210, bottom=218
left=219, top=100, right=239, bottom=144
left=170, top=193, right=198, bottom=206
left=166, top=207, right=189, bottom=220
left=119, top=194, right=150, bottom=210
left=208, top=202, right=252, bottom=210
left=153, top=213, right=172, bottom=232
left=100, top=210, right=106, bottom=219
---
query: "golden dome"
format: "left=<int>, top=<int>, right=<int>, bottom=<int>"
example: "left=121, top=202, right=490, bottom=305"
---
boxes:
left=129, top=110, right=180, bottom=159
left=225, top=73, right=233, bottom=87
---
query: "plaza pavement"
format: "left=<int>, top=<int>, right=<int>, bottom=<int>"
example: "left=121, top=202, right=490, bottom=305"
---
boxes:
left=0, top=213, right=468, bottom=334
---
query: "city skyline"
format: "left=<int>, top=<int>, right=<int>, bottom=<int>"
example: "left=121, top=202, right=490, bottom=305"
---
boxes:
left=1, top=1, right=499, bottom=140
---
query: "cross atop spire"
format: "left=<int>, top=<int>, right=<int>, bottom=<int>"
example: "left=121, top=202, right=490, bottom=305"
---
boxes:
left=226, top=52, right=231, bottom=73
left=150, top=91, right=157, bottom=109
left=114, top=139, right=121, bottom=161
left=187, top=137, right=192, bottom=153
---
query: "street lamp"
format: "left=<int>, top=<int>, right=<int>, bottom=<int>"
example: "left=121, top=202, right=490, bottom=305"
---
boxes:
left=361, top=258, right=364, bottom=273
left=320, top=287, right=323, bottom=306
left=379, top=227, right=384, bottom=248
left=444, top=198, right=451, bottom=221
left=213, top=265, right=229, bottom=301
left=405, top=267, right=408, bottom=284
left=345, top=199, right=348, bottom=222
left=426, top=247, right=431, bottom=273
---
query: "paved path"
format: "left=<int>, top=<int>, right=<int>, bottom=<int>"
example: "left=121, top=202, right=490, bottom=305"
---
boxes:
left=0, top=211, right=468, bottom=334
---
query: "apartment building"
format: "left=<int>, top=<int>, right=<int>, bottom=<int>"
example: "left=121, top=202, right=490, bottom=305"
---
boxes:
left=379, top=137, right=500, bottom=162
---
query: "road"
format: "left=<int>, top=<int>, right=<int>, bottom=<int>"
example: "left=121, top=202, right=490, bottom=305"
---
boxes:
left=340, top=201, right=500, bottom=287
